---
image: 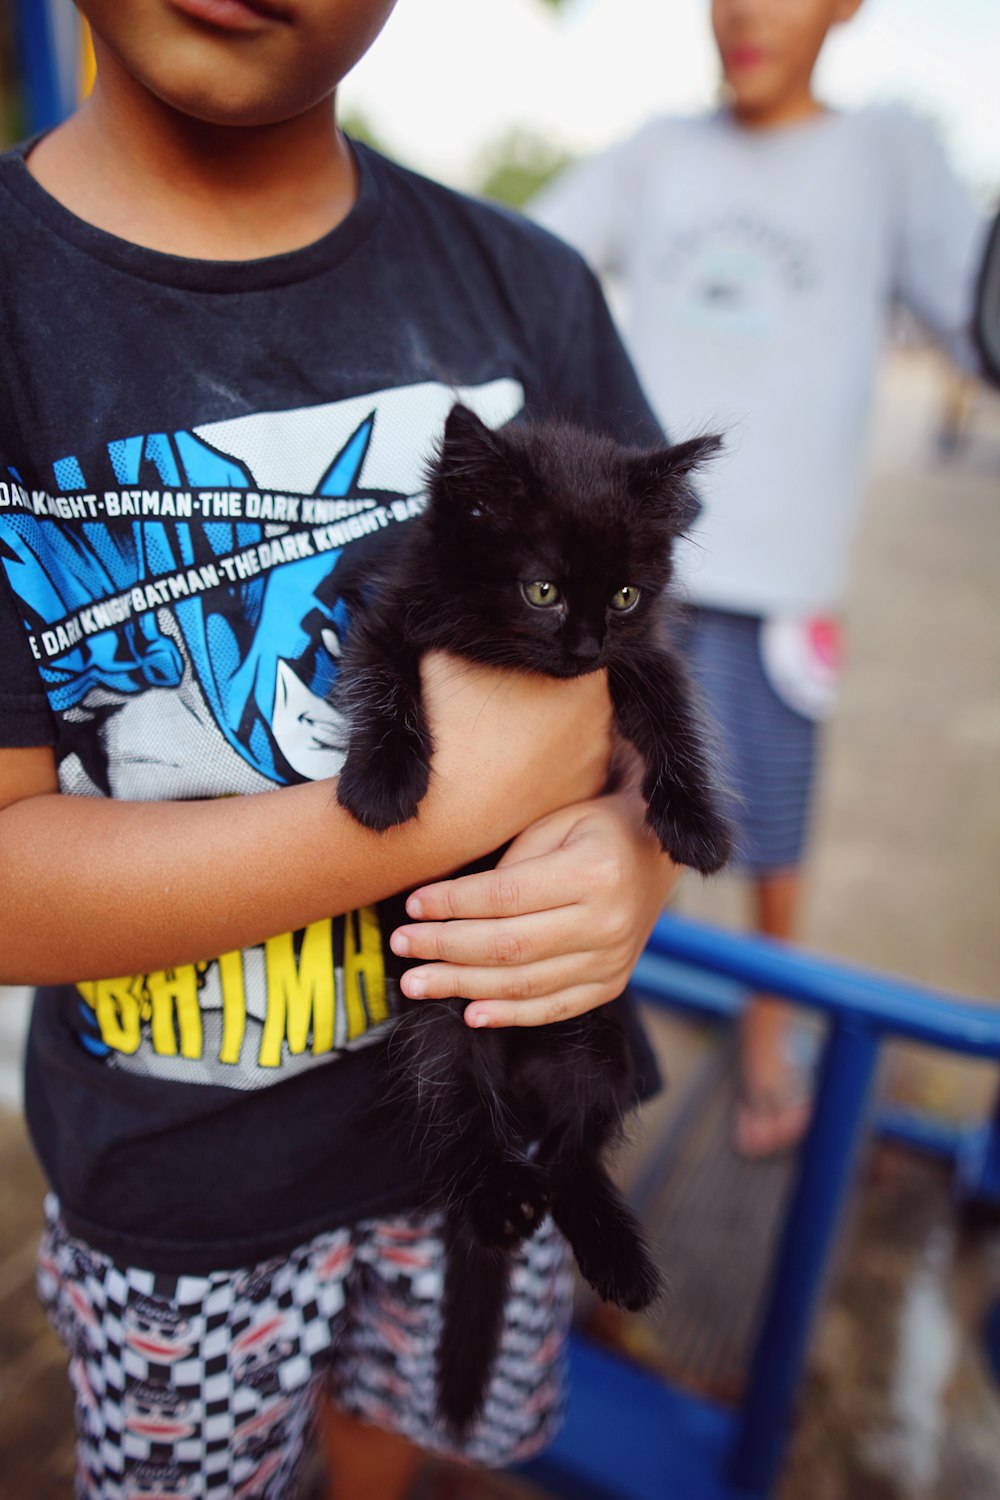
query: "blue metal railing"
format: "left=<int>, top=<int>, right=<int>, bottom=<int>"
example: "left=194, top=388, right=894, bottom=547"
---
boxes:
left=651, top=914, right=1000, bottom=1495
left=527, top=913, right=1000, bottom=1500
left=643, top=915, right=1000, bottom=1057
left=13, top=0, right=80, bottom=135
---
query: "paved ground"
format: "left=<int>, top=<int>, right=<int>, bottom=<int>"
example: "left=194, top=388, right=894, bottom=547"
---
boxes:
left=0, top=348, right=998, bottom=1497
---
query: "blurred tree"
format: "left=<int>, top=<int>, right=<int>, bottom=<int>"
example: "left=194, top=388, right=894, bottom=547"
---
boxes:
left=476, top=128, right=575, bottom=210
left=339, top=108, right=393, bottom=156
left=0, top=1, right=25, bottom=146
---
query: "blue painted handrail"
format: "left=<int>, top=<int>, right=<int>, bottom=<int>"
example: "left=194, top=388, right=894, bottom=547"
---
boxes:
left=645, top=913, right=1000, bottom=1494
left=13, top=0, right=78, bottom=135
left=646, top=912, right=1000, bottom=1057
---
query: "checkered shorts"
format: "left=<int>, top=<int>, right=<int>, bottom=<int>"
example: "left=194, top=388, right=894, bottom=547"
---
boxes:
left=37, top=1196, right=573, bottom=1499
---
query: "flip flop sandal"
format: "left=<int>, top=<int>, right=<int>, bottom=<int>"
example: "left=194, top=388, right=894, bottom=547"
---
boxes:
left=733, top=1078, right=813, bottom=1160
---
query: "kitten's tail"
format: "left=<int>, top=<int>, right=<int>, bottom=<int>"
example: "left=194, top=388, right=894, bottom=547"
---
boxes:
left=437, top=1213, right=511, bottom=1440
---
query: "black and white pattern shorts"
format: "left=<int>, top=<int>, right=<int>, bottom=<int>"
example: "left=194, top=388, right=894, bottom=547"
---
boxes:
left=37, top=1196, right=573, bottom=1499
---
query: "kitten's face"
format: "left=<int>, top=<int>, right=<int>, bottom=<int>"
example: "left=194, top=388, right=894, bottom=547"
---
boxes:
left=423, top=407, right=720, bottom=677
left=476, top=507, right=668, bottom=678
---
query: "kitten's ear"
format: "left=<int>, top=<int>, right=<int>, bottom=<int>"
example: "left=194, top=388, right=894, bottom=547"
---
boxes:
left=628, top=434, right=723, bottom=528
left=428, top=404, right=524, bottom=519
left=441, top=403, right=498, bottom=456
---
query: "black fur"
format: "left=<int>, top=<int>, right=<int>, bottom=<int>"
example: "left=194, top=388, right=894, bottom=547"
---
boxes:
left=336, top=406, right=730, bottom=866
left=334, top=406, right=732, bottom=1435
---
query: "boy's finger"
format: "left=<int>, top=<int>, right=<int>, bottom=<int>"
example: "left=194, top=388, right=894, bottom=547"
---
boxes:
left=399, top=954, right=584, bottom=1003
left=405, top=849, right=586, bottom=922
left=390, top=910, right=582, bottom=966
left=463, top=986, right=608, bottom=1029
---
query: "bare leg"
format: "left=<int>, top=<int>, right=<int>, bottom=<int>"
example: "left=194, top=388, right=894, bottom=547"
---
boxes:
left=734, top=867, right=812, bottom=1158
left=320, top=1402, right=425, bottom=1500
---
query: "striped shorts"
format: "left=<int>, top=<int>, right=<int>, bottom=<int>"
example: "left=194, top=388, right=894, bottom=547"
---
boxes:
left=37, top=1197, right=573, bottom=1499
left=675, top=607, right=820, bottom=875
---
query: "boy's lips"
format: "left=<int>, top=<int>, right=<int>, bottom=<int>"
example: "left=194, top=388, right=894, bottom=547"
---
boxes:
left=168, top=0, right=292, bottom=30
left=724, top=44, right=769, bottom=71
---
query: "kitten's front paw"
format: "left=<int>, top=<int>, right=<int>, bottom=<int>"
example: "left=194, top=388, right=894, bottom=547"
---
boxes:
left=336, top=736, right=430, bottom=831
left=645, top=788, right=733, bottom=875
left=468, top=1160, right=550, bottom=1249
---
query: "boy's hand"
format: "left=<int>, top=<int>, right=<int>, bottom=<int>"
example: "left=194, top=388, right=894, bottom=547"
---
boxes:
left=389, top=789, right=679, bottom=1026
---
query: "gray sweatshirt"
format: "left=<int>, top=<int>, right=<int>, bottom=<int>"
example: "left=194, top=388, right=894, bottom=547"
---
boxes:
left=534, top=106, right=984, bottom=616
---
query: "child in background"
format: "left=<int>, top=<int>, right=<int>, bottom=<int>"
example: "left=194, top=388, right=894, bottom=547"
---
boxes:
left=0, top=1, right=679, bottom=1495
left=535, top=0, right=984, bottom=1157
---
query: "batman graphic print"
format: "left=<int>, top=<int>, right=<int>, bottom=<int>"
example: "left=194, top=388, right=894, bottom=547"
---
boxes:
left=1, top=378, right=524, bottom=1090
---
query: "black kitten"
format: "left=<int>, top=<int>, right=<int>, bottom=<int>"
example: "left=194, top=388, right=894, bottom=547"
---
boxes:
left=334, top=405, right=731, bottom=1436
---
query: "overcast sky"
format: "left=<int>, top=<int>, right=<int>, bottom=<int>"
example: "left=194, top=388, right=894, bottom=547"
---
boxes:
left=340, top=0, right=1000, bottom=196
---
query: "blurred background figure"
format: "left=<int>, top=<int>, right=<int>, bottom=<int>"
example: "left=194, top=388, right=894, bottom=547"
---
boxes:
left=533, top=0, right=987, bottom=1158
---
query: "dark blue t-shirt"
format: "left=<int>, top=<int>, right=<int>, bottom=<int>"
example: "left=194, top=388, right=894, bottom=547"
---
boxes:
left=0, top=140, right=662, bottom=1272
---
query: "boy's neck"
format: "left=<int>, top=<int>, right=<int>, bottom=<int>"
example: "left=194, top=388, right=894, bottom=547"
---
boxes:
left=728, top=87, right=826, bottom=133
left=26, top=45, right=357, bottom=261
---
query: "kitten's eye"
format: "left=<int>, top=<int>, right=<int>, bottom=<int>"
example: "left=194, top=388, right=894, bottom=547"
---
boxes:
left=610, top=586, right=641, bottom=612
left=522, top=581, right=561, bottom=608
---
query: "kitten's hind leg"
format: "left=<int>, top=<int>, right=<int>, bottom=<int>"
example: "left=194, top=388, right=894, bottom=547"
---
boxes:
left=468, top=1154, right=550, bottom=1250
left=383, top=1002, right=548, bottom=1248
left=547, top=1155, right=662, bottom=1312
left=510, top=1009, right=663, bottom=1313
left=609, top=651, right=733, bottom=874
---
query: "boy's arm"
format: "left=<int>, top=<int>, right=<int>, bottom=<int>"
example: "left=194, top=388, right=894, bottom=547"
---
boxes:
left=0, top=654, right=613, bottom=984
left=889, top=108, right=987, bottom=369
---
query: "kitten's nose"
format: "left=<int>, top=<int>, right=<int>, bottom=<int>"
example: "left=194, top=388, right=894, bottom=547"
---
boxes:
left=569, top=633, right=602, bottom=670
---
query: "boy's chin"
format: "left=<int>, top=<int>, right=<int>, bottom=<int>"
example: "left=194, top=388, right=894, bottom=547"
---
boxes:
left=721, top=57, right=800, bottom=118
left=134, top=41, right=341, bottom=129
left=145, top=72, right=332, bottom=131
left=725, top=80, right=785, bottom=120
left=83, top=0, right=398, bottom=130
